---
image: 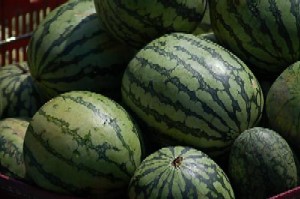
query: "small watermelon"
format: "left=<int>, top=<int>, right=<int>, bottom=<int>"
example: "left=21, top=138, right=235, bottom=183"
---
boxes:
left=0, top=62, right=42, bottom=119
left=0, top=117, right=30, bottom=180
left=128, top=146, right=235, bottom=199
left=228, top=127, right=297, bottom=199
left=23, top=91, right=144, bottom=198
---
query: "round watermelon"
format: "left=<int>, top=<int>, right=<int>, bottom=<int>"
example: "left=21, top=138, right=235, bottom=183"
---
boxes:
left=0, top=62, right=42, bottom=119
left=23, top=91, right=144, bottom=198
left=121, top=32, right=264, bottom=157
left=209, top=0, right=300, bottom=74
left=27, top=0, right=136, bottom=103
left=228, top=127, right=297, bottom=198
left=266, top=61, right=300, bottom=150
left=128, top=146, right=235, bottom=199
left=94, top=0, right=207, bottom=48
left=0, top=118, right=30, bottom=180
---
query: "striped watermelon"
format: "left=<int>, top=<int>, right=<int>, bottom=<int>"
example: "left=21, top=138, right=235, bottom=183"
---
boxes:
left=121, top=32, right=264, bottom=157
left=228, top=127, right=297, bottom=198
left=128, top=146, right=235, bottom=199
left=196, top=32, right=219, bottom=44
left=23, top=91, right=144, bottom=198
left=0, top=118, right=29, bottom=180
left=192, top=2, right=212, bottom=35
left=0, top=62, right=42, bottom=118
left=209, top=0, right=300, bottom=74
left=27, top=0, right=136, bottom=103
left=94, top=0, right=207, bottom=48
left=266, top=61, right=300, bottom=150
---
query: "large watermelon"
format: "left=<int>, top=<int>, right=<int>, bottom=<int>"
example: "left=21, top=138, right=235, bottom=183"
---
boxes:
left=0, top=118, right=30, bottom=180
left=128, top=146, right=235, bottom=199
left=0, top=62, right=42, bottom=118
left=94, top=0, right=207, bottom=48
left=209, top=0, right=300, bottom=74
left=27, top=0, right=136, bottom=103
left=23, top=91, right=144, bottom=198
left=121, top=32, right=264, bottom=157
left=266, top=61, right=300, bottom=150
left=228, top=127, right=297, bottom=199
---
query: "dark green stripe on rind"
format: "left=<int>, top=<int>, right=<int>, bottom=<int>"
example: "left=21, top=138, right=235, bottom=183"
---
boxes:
left=122, top=33, right=263, bottom=156
left=27, top=0, right=135, bottom=102
left=59, top=94, right=139, bottom=171
left=0, top=118, right=29, bottom=180
left=24, top=91, right=143, bottom=196
left=209, top=0, right=300, bottom=73
left=266, top=61, right=300, bottom=149
left=228, top=127, right=297, bottom=198
left=94, top=0, right=207, bottom=47
left=128, top=146, right=235, bottom=199
left=0, top=63, right=42, bottom=118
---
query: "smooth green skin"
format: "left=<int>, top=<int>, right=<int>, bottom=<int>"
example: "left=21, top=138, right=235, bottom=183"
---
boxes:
left=0, top=118, right=29, bottom=180
left=228, top=127, right=297, bottom=199
left=23, top=91, right=144, bottom=198
left=209, top=0, right=300, bottom=74
left=0, top=62, right=42, bottom=118
left=266, top=61, right=300, bottom=150
left=94, top=0, right=207, bottom=48
left=27, top=0, right=135, bottom=103
left=122, top=32, right=264, bottom=157
left=128, top=146, right=235, bottom=199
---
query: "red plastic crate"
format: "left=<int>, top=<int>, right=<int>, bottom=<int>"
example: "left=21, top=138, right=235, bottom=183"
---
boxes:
left=0, top=0, right=68, bottom=66
left=268, top=186, right=300, bottom=199
left=0, top=173, right=82, bottom=199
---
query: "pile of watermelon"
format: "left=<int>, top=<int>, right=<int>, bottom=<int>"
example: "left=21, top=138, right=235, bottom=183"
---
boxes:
left=1, top=0, right=300, bottom=198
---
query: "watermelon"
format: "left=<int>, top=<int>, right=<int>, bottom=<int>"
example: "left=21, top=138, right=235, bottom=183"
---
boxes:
left=196, top=32, right=219, bottom=44
left=0, top=118, right=29, bottom=180
left=209, top=0, right=300, bottom=74
left=0, top=62, right=42, bottom=118
left=228, top=127, right=297, bottom=199
left=128, top=146, right=235, bottom=199
left=23, top=91, right=144, bottom=198
left=266, top=61, right=300, bottom=150
left=121, top=32, right=264, bottom=157
left=192, top=2, right=212, bottom=35
left=94, top=0, right=208, bottom=48
left=27, top=0, right=136, bottom=103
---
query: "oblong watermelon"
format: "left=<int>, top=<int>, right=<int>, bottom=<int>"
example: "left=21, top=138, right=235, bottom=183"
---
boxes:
left=27, top=0, right=136, bottom=103
left=128, top=146, right=235, bottom=199
left=209, top=0, right=300, bottom=74
left=23, top=91, right=144, bottom=198
left=94, top=0, right=207, bottom=48
left=121, top=32, right=264, bottom=157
